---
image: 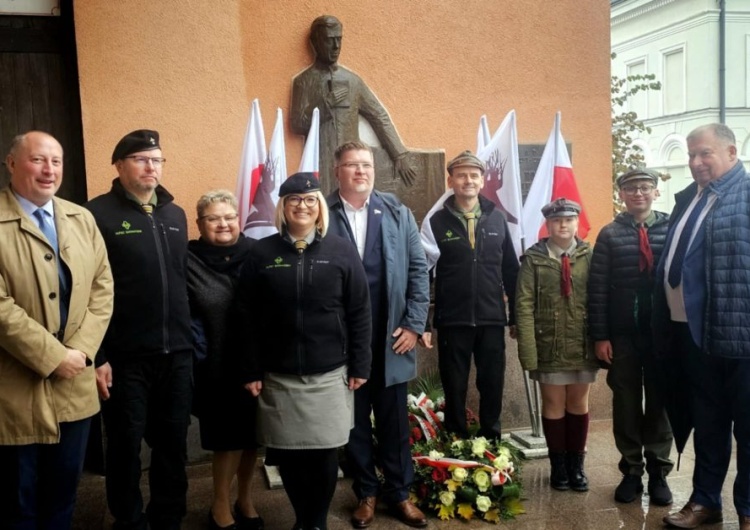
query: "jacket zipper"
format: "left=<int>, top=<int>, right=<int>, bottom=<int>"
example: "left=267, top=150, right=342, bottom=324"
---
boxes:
left=148, top=212, right=171, bottom=354
left=296, top=251, right=305, bottom=373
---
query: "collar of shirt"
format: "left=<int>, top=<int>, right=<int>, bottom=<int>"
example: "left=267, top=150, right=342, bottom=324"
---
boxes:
left=630, top=210, right=657, bottom=228
left=446, top=200, right=481, bottom=221
left=284, top=229, right=316, bottom=246
left=124, top=190, right=158, bottom=207
left=546, top=240, right=577, bottom=260
left=12, top=189, right=54, bottom=221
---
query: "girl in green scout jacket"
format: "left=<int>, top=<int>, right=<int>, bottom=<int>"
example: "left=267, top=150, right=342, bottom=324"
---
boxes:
left=515, top=198, right=598, bottom=493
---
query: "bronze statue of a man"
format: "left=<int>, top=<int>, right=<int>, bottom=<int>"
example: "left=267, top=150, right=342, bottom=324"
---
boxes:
left=291, top=15, right=416, bottom=195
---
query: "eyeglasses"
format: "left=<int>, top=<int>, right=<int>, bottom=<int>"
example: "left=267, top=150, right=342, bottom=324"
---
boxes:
left=199, top=213, right=239, bottom=224
left=621, top=184, right=655, bottom=195
left=338, top=162, right=373, bottom=171
left=124, top=155, right=167, bottom=167
left=285, top=196, right=319, bottom=207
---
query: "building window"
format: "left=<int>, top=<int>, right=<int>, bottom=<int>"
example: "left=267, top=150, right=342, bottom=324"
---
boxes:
left=626, top=60, right=648, bottom=119
left=663, top=48, right=685, bottom=115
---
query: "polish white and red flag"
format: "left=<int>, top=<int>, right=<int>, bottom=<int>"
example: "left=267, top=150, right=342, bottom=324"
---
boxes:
left=236, top=99, right=266, bottom=235
left=244, top=107, right=287, bottom=239
left=298, top=107, right=320, bottom=176
left=477, top=110, right=524, bottom=258
left=476, top=114, right=491, bottom=153
left=521, top=111, right=590, bottom=248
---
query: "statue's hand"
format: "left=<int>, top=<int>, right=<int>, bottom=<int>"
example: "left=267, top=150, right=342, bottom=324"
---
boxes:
left=395, top=153, right=417, bottom=187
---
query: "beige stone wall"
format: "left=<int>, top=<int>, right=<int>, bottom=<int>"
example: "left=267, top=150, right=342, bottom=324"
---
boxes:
left=74, top=0, right=612, bottom=236
left=74, top=1, right=613, bottom=428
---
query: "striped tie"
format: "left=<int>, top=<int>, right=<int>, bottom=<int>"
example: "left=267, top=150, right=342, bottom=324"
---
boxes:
left=141, top=203, right=154, bottom=215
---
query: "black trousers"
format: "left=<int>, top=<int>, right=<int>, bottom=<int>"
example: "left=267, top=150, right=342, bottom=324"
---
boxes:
left=101, top=351, right=192, bottom=530
left=346, top=380, right=412, bottom=504
left=0, top=417, right=91, bottom=530
left=607, top=333, right=673, bottom=477
left=437, top=325, right=506, bottom=439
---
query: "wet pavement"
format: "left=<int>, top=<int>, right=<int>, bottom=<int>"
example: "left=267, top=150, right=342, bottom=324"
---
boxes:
left=73, top=419, right=743, bottom=529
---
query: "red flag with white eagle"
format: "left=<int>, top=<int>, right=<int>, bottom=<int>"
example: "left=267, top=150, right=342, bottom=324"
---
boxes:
left=521, top=112, right=590, bottom=248
left=244, top=107, right=287, bottom=239
left=298, top=107, right=320, bottom=176
left=236, top=99, right=266, bottom=235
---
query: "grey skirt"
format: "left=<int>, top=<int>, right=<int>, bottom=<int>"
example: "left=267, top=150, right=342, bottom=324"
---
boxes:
left=529, top=369, right=598, bottom=385
left=257, top=365, right=354, bottom=450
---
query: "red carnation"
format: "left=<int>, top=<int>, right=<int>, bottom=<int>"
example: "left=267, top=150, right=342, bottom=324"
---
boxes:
left=432, top=467, right=448, bottom=483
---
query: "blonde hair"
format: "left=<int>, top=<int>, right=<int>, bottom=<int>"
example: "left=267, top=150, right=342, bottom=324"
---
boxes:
left=196, top=189, right=238, bottom=218
left=274, top=190, right=329, bottom=237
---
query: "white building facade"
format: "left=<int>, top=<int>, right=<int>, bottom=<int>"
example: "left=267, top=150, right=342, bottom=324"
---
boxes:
left=611, top=0, right=750, bottom=211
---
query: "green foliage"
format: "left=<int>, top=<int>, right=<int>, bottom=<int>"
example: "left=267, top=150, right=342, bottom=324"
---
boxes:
left=409, top=369, right=444, bottom=402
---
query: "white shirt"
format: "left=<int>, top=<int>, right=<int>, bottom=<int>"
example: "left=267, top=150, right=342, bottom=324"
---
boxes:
left=341, top=195, right=369, bottom=260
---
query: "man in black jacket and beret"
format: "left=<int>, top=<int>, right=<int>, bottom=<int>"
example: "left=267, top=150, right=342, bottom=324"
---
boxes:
left=86, top=130, right=193, bottom=530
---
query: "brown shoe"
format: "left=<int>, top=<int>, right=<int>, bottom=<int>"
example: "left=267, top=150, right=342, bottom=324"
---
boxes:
left=740, top=514, right=750, bottom=530
left=662, top=502, right=722, bottom=528
left=390, top=500, right=427, bottom=528
left=351, top=496, right=376, bottom=528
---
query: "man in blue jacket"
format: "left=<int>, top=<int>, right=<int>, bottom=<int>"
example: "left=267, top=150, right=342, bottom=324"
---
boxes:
left=327, top=141, right=429, bottom=528
left=656, top=123, right=750, bottom=530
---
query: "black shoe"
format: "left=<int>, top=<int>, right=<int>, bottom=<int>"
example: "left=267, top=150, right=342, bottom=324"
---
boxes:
left=565, top=452, right=589, bottom=492
left=209, top=510, right=237, bottom=530
left=648, top=475, right=673, bottom=506
left=549, top=452, right=570, bottom=491
left=233, top=502, right=264, bottom=530
left=614, top=475, right=643, bottom=503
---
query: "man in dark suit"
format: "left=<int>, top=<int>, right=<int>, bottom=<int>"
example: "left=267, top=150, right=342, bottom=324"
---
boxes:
left=326, top=141, right=429, bottom=528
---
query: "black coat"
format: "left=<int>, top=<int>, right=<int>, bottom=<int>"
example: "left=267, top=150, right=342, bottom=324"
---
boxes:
left=238, top=232, right=372, bottom=382
left=587, top=210, right=669, bottom=340
left=85, top=179, right=192, bottom=364
left=428, top=195, right=519, bottom=327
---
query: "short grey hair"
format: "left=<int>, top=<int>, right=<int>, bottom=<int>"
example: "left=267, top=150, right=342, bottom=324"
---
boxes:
left=687, top=123, right=736, bottom=146
left=196, top=189, right=238, bottom=218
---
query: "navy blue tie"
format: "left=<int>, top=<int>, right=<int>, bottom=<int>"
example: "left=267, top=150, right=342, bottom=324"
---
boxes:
left=667, top=191, right=709, bottom=288
left=34, top=209, right=69, bottom=332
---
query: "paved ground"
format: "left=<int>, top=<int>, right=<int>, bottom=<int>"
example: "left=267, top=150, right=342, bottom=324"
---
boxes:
left=73, top=420, right=743, bottom=529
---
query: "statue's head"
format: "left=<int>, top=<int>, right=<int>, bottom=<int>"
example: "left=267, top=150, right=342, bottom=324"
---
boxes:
left=310, top=15, right=342, bottom=66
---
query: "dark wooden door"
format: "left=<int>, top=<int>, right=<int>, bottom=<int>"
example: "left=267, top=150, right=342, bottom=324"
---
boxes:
left=0, top=0, right=86, bottom=203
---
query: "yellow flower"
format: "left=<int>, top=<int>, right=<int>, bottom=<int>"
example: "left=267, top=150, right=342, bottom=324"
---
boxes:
left=471, top=437, right=489, bottom=457
left=428, top=450, right=444, bottom=459
left=473, top=469, right=491, bottom=492
left=493, top=453, right=510, bottom=470
left=451, top=467, right=468, bottom=482
left=475, top=495, right=492, bottom=513
left=439, top=490, right=456, bottom=506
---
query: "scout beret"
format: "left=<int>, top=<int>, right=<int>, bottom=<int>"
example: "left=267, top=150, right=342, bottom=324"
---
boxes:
left=447, top=150, right=485, bottom=175
left=616, top=168, right=659, bottom=189
left=542, top=198, right=582, bottom=219
left=111, top=129, right=160, bottom=164
left=279, top=172, right=321, bottom=196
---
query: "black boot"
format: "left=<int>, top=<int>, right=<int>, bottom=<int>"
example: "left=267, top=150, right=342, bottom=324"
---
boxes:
left=549, top=452, right=570, bottom=491
left=566, top=452, right=588, bottom=492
